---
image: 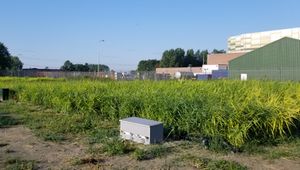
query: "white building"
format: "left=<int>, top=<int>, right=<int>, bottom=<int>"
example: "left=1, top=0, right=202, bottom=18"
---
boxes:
left=228, top=27, right=300, bottom=53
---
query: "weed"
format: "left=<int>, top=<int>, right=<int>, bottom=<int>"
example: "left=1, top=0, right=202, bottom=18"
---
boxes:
left=181, top=155, right=211, bottom=169
left=88, top=128, right=119, bottom=144
left=100, top=138, right=135, bottom=156
left=0, top=115, right=18, bottom=128
left=241, top=137, right=300, bottom=159
left=71, top=157, right=105, bottom=165
left=181, top=155, right=247, bottom=170
left=132, top=148, right=145, bottom=160
left=5, top=158, right=36, bottom=170
left=87, top=145, right=103, bottom=155
left=207, top=160, right=247, bottom=170
left=132, top=145, right=170, bottom=161
left=208, top=136, right=236, bottom=153
left=40, top=132, right=66, bottom=142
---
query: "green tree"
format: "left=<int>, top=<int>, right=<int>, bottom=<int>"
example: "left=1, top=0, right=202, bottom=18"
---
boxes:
left=159, top=48, right=211, bottom=67
left=174, top=48, right=185, bottom=67
left=88, top=64, right=109, bottom=72
left=194, top=50, right=202, bottom=66
left=61, top=60, right=109, bottom=72
left=167, top=49, right=176, bottom=67
left=61, top=60, right=75, bottom=71
left=137, top=59, right=160, bottom=71
left=212, top=49, right=226, bottom=54
left=184, top=49, right=195, bottom=66
left=73, top=63, right=89, bottom=72
left=201, top=50, right=209, bottom=65
left=160, top=50, right=171, bottom=67
left=160, top=48, right=185, bottom=67
left=10, top=56, right=23, bottom=70
left=0, top=42, right=24, bottom=70
left=100, top=65, right=110, bottom=72
left=0, top=42, right=12, bottom=70
left=201, top=50, right=208, bottom=64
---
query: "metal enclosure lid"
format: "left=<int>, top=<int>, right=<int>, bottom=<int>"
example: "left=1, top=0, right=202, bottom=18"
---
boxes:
left=120, top=117, right=162, bottom=127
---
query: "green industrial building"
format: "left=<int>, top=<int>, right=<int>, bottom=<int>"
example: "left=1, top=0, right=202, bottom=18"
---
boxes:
left=229, top=37, right=300, bottom=81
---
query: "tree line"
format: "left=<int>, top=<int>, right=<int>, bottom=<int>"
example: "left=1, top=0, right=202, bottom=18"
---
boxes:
left=0, top=42, right=23, bottom=70
left=137, top=48, right=225, bottom=71
left=60, top=60, right=110, bottom=72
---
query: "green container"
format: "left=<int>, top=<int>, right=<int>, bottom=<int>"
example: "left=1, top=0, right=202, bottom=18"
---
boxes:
left=0, top=88, right=9, bottom=101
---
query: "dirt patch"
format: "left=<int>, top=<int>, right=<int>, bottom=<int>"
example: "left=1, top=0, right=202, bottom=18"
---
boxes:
left=0, top=125, right=86, bottom=169
left=219, top=154, right=300, bottom=170
left=173, top=143, right=300, bottom=170
left=1, top=125, right=300, bottom=169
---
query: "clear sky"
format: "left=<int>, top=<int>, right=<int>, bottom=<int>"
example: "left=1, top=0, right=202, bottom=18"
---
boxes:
left=1, top=0, right=300, bottom=71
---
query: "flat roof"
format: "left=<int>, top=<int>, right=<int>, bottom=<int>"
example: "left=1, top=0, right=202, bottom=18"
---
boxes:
left=229, top=27, right=300, bottom=39
left=120, top=117, right=162, bottom=126
left=207, top=53, right=246, bottom=65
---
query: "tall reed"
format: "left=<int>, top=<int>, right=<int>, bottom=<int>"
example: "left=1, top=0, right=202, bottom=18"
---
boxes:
left=1, top=77, right=299, bottom=147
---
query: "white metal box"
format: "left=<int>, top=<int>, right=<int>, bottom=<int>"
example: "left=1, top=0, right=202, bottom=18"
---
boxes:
left=120, top=117, right=163, bottom=145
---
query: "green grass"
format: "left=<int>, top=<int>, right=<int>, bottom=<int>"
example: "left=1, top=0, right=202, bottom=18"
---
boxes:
left=100, top=138, right=135, bottom=156
left=181, top=155, right=247, bottom=170
left=0, top=110, right=19, bottom=128
left=71, top=157, right=105, bottom=165
left=5, top=158, right=36, bottom=170
left=39, top=132, right=66, bottom=142
left=87, top=128, right=119, bottom=144
left=1, top=78, right=300, bottom=149
left=132, top=145, right=171, bottom=161
left=0, top=101, right=119, bottom=143
left=242, top=137, right=300, bottom=159
left=88, top=138, right=135, bottom=156
left=207, top=160, right=247, bottom=170
left=1, top=98, right=300, bottom=161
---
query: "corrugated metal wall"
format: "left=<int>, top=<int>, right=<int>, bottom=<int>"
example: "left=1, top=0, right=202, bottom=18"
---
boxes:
left=229, top=38, right=300, bottom=81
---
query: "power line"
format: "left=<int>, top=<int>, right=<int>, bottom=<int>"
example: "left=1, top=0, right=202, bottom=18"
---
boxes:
left=20, top=56, right=65, bottom=63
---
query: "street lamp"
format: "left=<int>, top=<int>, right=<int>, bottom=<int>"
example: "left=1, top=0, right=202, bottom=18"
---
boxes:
left=98, top=40, right=105, bottom=75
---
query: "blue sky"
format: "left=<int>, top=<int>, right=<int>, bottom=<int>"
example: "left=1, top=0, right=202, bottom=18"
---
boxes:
left=1, top=0, right=300, bottom=71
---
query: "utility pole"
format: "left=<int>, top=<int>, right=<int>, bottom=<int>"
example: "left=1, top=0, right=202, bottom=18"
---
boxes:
left=98, top=40, right=105, bottom=76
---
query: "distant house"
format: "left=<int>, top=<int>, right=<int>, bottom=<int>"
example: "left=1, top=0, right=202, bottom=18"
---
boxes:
left=207, top=53, right=245, bottom=69
left=156, top=67, right=202, bottom=76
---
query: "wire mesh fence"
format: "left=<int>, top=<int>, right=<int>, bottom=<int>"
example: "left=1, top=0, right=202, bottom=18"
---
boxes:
left=0, top=70, right=172, bottom=81
left=2, top=69, right=300, bottom=81
left=0, top=70, right=112, bottom=79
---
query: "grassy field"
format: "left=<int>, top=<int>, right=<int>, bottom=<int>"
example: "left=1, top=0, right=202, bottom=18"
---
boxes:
left=2, top=101, right=300, bottom=169
left=1, top=77, right=300, bottom=148
left=1, top=77, right=300, bottom=169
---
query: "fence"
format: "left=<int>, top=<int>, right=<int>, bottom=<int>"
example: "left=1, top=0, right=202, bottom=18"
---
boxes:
left=3, top=69, right=300, bottom=81
left=0, top=70, right=114, bottom=79
left=0, top=70, right=172, bottom=81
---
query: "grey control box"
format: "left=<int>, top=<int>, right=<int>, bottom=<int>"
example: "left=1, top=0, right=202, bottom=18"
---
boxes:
left=120, top=117, right=163, bottom=145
